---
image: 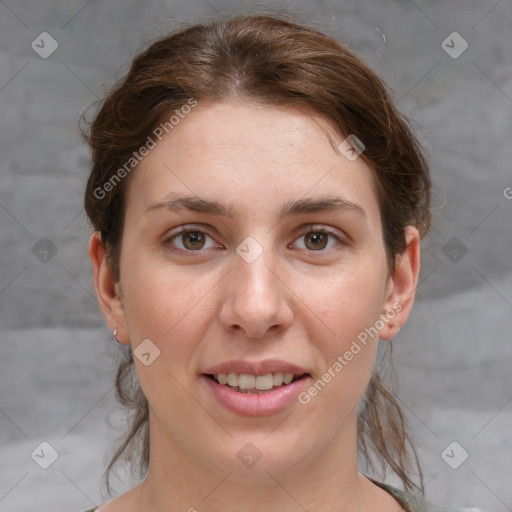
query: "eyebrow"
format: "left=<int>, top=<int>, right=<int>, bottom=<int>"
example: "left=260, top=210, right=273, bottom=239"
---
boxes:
left=145, top=194, right=366, bottom=219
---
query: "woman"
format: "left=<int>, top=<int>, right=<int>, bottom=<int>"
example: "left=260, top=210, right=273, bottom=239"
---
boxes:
left=80, top=12, right=481, bottom=512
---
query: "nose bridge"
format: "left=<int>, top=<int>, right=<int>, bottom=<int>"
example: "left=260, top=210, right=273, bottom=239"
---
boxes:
left=234, top=231, right=276, bottom=282
left=234, top=238, right=279, bottom=305
left=220, top=235, right=292, bottom=338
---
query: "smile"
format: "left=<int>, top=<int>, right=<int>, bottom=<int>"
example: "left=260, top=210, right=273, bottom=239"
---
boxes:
left=202, top=372, right=310, bottom=416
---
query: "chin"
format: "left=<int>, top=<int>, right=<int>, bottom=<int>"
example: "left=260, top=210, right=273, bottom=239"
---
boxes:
left=200, top=432, right=314, bottom=482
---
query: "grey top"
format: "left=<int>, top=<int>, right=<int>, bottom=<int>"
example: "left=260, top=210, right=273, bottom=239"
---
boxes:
left=374, top=480, right=484, bottom=512
left=82, top=481, right=484, bottom=512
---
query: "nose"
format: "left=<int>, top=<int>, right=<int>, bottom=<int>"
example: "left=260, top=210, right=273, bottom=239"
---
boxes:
left=219, top=244, right=293, bottom=339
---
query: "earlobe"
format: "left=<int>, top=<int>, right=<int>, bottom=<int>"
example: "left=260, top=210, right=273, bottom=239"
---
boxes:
left=378, top=226, right=421, bottom=340
left=88, top=232, right=130, bottom=344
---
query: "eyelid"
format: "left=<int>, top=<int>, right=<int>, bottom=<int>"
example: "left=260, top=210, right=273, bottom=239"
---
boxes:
left=166, top=224, right=214, bottom=238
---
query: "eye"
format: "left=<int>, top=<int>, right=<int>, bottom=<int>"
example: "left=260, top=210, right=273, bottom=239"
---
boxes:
left=292, top=227, right=343, bottom=251
left=164, top=225, right=344, bottom=254
left=165, top=228, right=219, bottom=252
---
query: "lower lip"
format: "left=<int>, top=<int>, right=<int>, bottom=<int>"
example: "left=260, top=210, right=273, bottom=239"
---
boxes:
left=201, top=375, right=309, bottom=416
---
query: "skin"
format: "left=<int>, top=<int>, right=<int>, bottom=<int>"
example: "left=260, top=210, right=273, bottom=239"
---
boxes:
left=89, top=101, right=420, bottom=512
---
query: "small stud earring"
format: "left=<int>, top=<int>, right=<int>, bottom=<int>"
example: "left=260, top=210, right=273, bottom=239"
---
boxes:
left=113, top=328, right=122, bottom=343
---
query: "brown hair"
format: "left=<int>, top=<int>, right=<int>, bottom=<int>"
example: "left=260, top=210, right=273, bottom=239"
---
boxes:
left=81, top=11, right=430, bottom=495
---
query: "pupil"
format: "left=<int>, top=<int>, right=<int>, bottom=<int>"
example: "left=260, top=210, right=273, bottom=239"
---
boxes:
left=306, top=232, right=327, bottom=250
left=184, top=232, right=204, bottom=250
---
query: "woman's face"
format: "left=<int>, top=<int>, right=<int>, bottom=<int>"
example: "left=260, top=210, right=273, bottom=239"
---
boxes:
left=92, top=101, right=419, bottom=479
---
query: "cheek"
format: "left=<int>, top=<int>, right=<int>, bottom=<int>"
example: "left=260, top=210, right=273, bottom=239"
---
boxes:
left=119, top=251, right=220, bottom=382
left=295, top=264, right=386, bottom=411
left=302, top=265, right=387, bottom=352
left=120, top=247, right=203, bottom=336
left=120, top=258, right=214, bottom=412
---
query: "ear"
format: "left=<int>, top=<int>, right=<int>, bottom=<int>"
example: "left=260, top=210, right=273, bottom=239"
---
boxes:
left=89, top=231, right=130, bottom=344
left=378, top=225, right=421, bottom=341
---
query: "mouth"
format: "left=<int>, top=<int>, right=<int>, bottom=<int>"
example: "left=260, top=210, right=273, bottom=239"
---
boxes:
left=201, top=359, right=311, bottom=415
left=201, top=368, right=311, bottom=416
left=204, top=372, right=308, bottom=394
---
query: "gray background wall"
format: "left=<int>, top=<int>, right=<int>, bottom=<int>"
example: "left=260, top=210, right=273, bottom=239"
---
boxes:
left=0, top=0, right=511, bottom=511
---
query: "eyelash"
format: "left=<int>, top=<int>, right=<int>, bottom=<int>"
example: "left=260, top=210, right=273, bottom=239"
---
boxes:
left=163, top=225, right=346, bottom=256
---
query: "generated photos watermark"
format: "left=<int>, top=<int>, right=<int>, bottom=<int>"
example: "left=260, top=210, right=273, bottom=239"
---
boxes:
left=338, top=134, right=365, bottom=161
left=93, top=98, right=198, bottom=200
left=298, top=301, right=402, bottom=405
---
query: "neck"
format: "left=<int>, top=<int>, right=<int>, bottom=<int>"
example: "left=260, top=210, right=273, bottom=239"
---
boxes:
left=133, top=409, right=380, bottom=512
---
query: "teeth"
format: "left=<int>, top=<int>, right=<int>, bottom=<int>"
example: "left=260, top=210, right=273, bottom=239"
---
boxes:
left=213, top=372, right=298, bottom=390
left=238, top=374, right=256, bottom=390
left=283, top=373, right=294, bottom=385
left=273, top=372, right=284, bottom=386
left=255, top=374, right=274, bottom=390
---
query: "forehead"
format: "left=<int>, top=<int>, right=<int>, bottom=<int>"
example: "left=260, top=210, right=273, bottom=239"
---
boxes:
left=125, top=101, right=381, bottom=225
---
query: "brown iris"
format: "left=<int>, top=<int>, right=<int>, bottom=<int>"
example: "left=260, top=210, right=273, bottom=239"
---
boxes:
left=181, top=231, right=206, bottom=250
left=304, top=232, right=328, bottom=250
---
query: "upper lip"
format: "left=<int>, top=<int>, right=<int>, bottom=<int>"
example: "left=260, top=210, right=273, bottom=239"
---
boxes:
left=203, top=359, right=310, bottom=376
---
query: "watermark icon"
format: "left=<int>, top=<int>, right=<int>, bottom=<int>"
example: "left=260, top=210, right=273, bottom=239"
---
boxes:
left=134, top=338, right=161, bottom=366
left=441, top=441, right=469, bottom=469
left=441, top=236, right=468, bottom=263
left=31, top=441, right=59, bottom=469
left=236, top=236, right=264, bottom=263
left=31, top=32, right=59, bottom=59
left=441, top=32, right=468, bottom=59
left=237, top=442, right=263, bottom=468
left=32, top=237, right=58, bottom=263
left=93, top=98, right=198, bottom=200
left=503, top=187, right=512, bottom=200
left=338, top=134, right=365, bottom=161
left=298, top=301, right=402, bottom=405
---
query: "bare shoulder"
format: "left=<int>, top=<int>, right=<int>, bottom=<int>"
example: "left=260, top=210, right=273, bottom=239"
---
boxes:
left=85, top=487, right=139, bottom=512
